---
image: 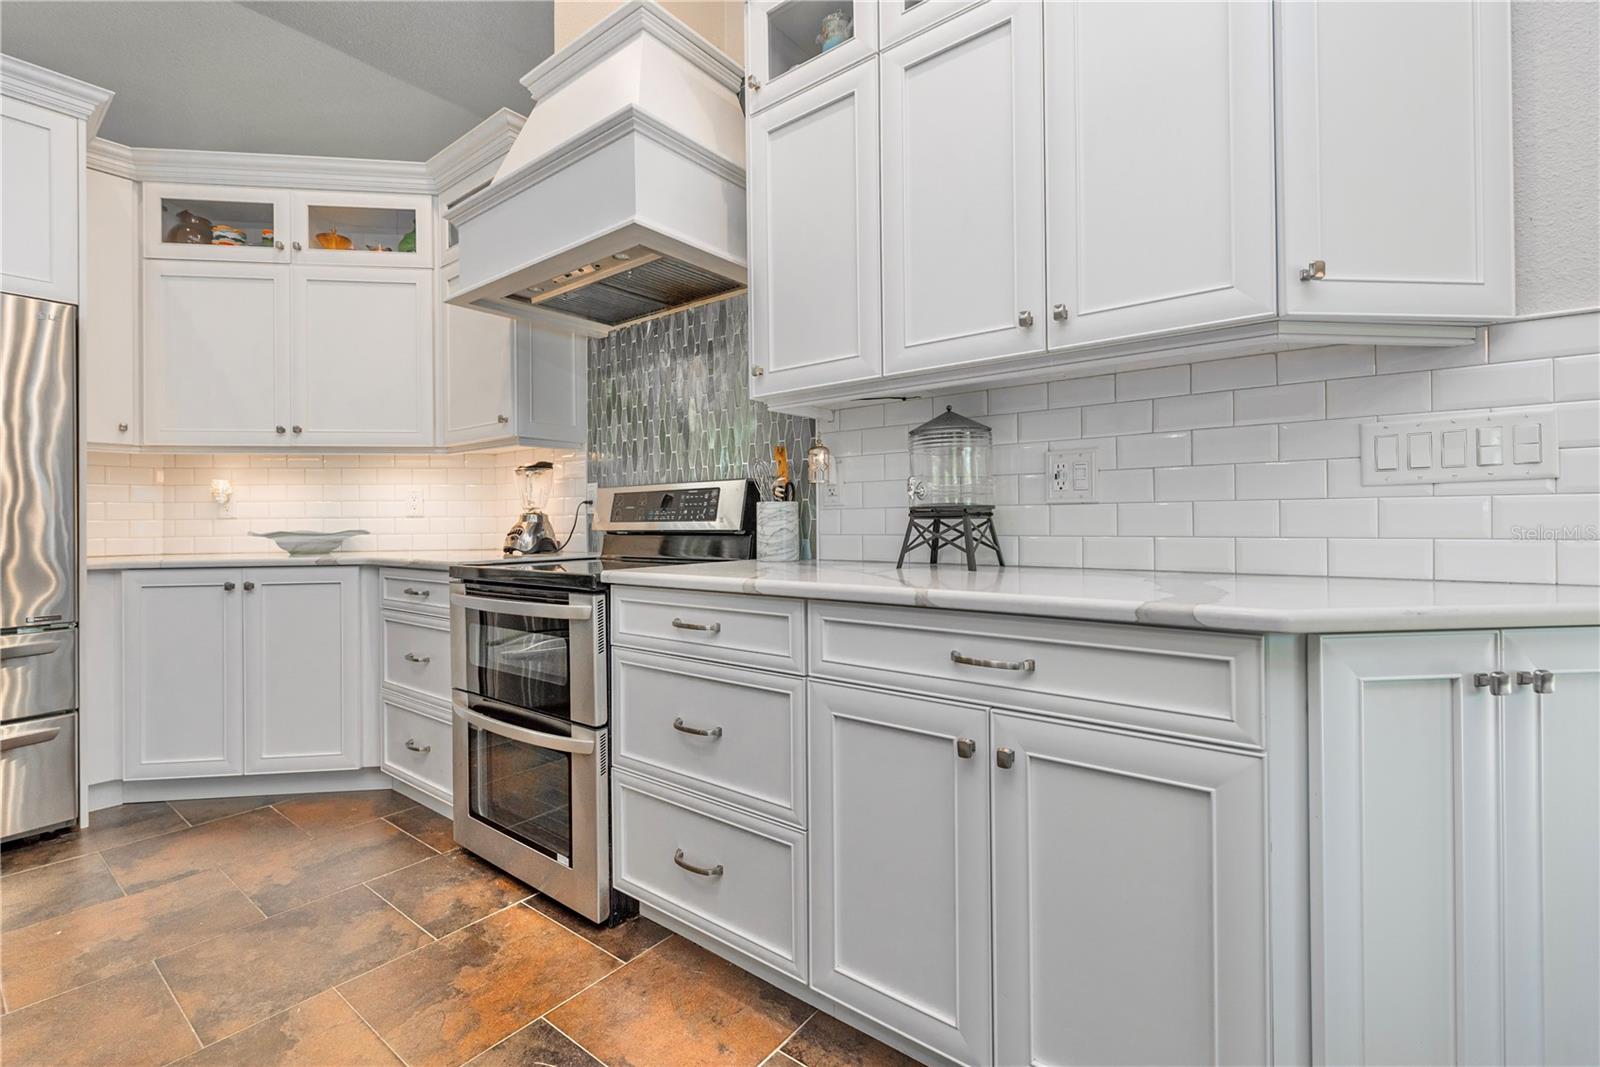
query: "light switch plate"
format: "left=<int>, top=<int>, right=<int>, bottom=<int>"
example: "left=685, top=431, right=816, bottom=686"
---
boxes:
left=1360, top=409, right=1559, bottom=485
left=1046, top=448, right=1097, bottom=503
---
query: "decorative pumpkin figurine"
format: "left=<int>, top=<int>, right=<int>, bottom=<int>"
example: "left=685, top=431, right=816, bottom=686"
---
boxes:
left=816, top=10, right=852, bottom=52
left=314, top=228, right=353, bottom=250
left=165, top=209, right=212, bottom=244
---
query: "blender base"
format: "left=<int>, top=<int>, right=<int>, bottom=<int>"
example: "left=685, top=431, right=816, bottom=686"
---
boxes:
left=896, top=505, right=1004, bottom=572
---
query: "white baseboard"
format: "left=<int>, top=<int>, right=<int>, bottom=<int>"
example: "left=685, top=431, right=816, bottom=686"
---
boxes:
left=88, top=767, right=397, bottom=812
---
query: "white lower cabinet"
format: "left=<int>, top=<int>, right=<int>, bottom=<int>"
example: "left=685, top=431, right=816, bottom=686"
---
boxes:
left=121, top=567, right=361, bottom=780
left=808, top=681, right=993, bottom=1065
left=381, top=696, right=452, bottom=803
left=991, top=711, right=1269, bottom=1066
left=1313, top=628, right=1600, bottom=1066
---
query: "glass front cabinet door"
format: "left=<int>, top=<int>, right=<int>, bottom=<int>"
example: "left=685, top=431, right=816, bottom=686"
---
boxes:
left=143, top=184, right=292, bottom=263
left=746, top=0, right=878, bottom=113
left=291, top=192, right=433, bottom=268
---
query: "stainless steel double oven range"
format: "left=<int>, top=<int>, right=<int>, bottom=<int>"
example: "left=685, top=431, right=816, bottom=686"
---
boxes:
left=449, top=479, right=757, bottom=923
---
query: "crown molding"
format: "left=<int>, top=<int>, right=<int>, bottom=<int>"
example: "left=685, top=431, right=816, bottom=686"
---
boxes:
left=425, top=107, right=526, bottom=191
left=521, top=0, right=742, bottom=102
left=84, top=145, right=435, bottom=193
left=86, top=137, right=136, bottom=179
left=1, top=54, right=115, bottom=137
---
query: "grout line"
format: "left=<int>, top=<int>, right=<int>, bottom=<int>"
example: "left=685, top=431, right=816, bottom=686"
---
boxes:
left=165, top=800, right=195, bottom=829
left=150, top=961, right=206, bottom=1055
left=379, top=814, right=448, bottom=855
left=333, top=987, right=414, bottom=1067
left=764, top=1008, right=818, bottom=1067
left=359, top=882, right=437, bottom=943
left=93, top=851, right=130, bottom=898
left=541, top=1015, right=609, bottom=1066
left=532, top=929, right=675, bottom=1028
left=215, top=867, right=268, bottom=922
left=519, top=897, right=628, bottom=967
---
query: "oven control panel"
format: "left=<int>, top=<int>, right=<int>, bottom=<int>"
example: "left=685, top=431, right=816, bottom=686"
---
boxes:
left=594, top=480, right=752, bottom=531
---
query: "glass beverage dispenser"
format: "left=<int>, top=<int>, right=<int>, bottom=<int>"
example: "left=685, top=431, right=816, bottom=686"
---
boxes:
left=897, top=406, right=1005, bottom=570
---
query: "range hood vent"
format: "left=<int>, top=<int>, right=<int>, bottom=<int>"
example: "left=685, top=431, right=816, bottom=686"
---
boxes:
left=447, top=2, right=747, bottom=337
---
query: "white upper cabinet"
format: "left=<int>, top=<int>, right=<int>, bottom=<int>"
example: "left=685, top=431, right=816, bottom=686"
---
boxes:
left=142, top=183, right=292, bottom=263
left=878, top=0, right=985, bottom=49
left=1045, top=1, right=1276, bottom=349
left=440, top=261, right=515, bottom=446
left=241, top=567, right=361, bottom=774
left=749, top=61, right=882, bottom=398
left=84, top=169, right=140, bottom=445
left=992, top=710, right=1269, bottom=1066
left=291, top=265, right=433, bottom=446
left=515, top=323, right=588, bottom=447
left=1279, top=1, right=1514, bottom=319
left=290, top=191, right=430, bottom=269
left=1, top=95, right=79, bottom=303
left=880, top=1, right=1046, bottom=377
left=142, top=260, right=292, bottom=447
left=745, top=0, right=879, bottom=113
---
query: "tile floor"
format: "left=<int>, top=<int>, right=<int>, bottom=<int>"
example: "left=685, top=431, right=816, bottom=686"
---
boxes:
left=0, top=790, right=920, bottom=1067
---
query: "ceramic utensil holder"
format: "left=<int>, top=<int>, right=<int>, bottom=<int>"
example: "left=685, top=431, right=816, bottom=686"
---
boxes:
left=757, top=501, right=800, bottom=561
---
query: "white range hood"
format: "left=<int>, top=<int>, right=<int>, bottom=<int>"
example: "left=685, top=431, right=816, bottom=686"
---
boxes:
left=447, top=1, right=747, bottom=337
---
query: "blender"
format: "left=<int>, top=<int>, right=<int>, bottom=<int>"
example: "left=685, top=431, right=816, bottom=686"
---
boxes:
left=504, top=461, right=558, bottom=555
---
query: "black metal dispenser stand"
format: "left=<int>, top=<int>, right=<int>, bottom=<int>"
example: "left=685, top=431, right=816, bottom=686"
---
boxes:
left=896, top=504, right=1004, bottom=571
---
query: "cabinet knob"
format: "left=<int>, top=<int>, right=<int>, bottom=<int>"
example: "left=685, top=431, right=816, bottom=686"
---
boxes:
left=1300, top=259, right=1327, bottom=282
left=746, top=74, right=762, bottom=91
left=955, top=737, right=976, bottom=759
left=995, top=747, right=1015, bottom=770
left=275, top=425, right=286, bottom=434
left=497, top=414, right=509, bottom=424
left=223, top=581, right=236, bottom=591
left=292, top=425, right=303, bottom=434
left=751, top=365, right=765, bottom=378
left=1516, top=668, right=1556, bottom=694
left=292, top=241, right=303, bottom=251
left=1017, top=310, right=1035, bottom=328
left=274, top=240, right=285, bottom=251
left=117, top=422, right=129, bottom=432
left=1051, top=304, right=1068, bottom=321
left=1473, top=670, right=1510, bottom=696
left=243, top=581, right=255, bottom=591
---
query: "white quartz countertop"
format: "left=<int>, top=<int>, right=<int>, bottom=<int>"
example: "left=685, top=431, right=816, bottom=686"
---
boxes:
left=87, top=549, right=595, bottom=572
left=602, top=560, right=1600, bottom=634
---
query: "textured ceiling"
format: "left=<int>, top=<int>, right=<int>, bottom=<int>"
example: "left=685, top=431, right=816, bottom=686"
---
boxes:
left=0, top=1, right=553, bottom=161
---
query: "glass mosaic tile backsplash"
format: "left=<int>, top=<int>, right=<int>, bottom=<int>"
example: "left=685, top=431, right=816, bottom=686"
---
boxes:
left=588, top=295, right=815, bottom=552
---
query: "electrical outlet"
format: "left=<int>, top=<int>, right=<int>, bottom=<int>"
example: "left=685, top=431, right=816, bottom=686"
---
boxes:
left=404, top=488, right=423, bottom=517
left=1046, top=448, right=1097, bottom=503
left=587, top=482, right=599, bottom=504
left=819, top=481, right=843, bottom=507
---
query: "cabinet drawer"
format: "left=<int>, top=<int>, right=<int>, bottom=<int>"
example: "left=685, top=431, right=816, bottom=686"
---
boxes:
left=380, top=570, right=448, bottom=617
left=614, top=649, right=805, bottom=826
left=610, top=587, right=805, bottom=673
left=382, top=698, right=452, bottom=802
left=810, top=602, right=1264, bottom=748
left=614, top=771, right=807, bottom=981
left=382, top=613, right=451, bottom=705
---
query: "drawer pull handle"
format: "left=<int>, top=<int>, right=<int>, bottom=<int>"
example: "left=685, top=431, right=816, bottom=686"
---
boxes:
left=672, top=717, right=723, bottom=739
left=955, top=738, right=976, bottom=759
left=673, top=849, right=723, bottom=878
left=951, top=650, right=1035, bottom=673
left=671, top=618, right=721, bottom=634
left=402, top=588, right=431, bottom=598
left=2, top=726, right=62, bottom=753
left=403, top=653, right=432, bottom=664
left=404, top=738, right=431, bottom=754
left=1, top=640, right=61, bottom=664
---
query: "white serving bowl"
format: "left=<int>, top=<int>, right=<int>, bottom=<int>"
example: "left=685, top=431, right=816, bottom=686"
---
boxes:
left=249, top=529, right=369, bottom=556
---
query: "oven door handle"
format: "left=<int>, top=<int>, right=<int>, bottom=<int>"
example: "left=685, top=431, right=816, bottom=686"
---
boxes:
left=451, top=592, right=592, bottom=621
left=454, top=698, right=596, bottom=755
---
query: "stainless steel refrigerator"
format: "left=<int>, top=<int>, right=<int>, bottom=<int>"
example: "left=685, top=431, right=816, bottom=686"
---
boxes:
left=1, top=292, right=79, bottom=841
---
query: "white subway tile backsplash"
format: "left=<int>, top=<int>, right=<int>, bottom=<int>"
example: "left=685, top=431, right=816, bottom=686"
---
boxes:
left=1237, top=461, right=1327, bottom=500
left=1236, top=538, right=1328, bottom=576
left=1281, top=498, right=1378, bottom=538
left=1116, top=432, right=1191, bottom=468
left=1235, top=382, right=1325, bottom=425
left=1195, top=500, right=1279, bottom=537
left=1153, top=391, right=1233, bottom=431
left=1277, top=345, right=1375, bottom=383
left=814, top=311, right=1591, bottom=582
left=1329, top=538, right=1434, bottom=580
left=1193, top=425, right=1276, bottom=465
left=1154, top=537, right=1234, bottom=573
left=1433, top=360, right=1554, bottom=410
left=1380, top=496, right=1493, bottom=539
left=1083, top=400, right=1153, bottom=437
left=1435, top=539, right=1556, bottom=584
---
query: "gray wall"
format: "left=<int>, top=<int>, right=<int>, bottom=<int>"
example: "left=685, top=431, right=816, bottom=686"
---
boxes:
left=1512, top=1, right=1600, bottom=317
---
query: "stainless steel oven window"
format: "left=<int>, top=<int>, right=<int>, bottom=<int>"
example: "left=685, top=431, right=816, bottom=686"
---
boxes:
left=450, top=586, right=606, bottom=728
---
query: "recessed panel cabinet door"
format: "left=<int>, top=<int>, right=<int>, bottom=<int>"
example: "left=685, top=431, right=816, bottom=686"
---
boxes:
left=748, top=62, right=881, bottom=398
left=122, top=569, right=243, bottom=780
left=242, top=568, right=360, bottom=774
left=808, top=681, right=991, bottom=1065
left=1501, top=627, right=1600, bottom=1067
left=0, top=96, right=78, bottom=304
left=142, top=261, right=291, bottom=447
left=1313, top=631, right=1505, bottom=1065
left=1279, top=1, right=1513, bottom=319
left=992, top=712, right=1269, bottom=1066
left=292, top=266, right=433, bottom=447
left=880, top=1, right=1045, bottom=376
left=1045, top=1, right=1275, bottom=349
left=440, top=262, right=514, bottom=446
left=84, top=170, right=140, bottom=446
